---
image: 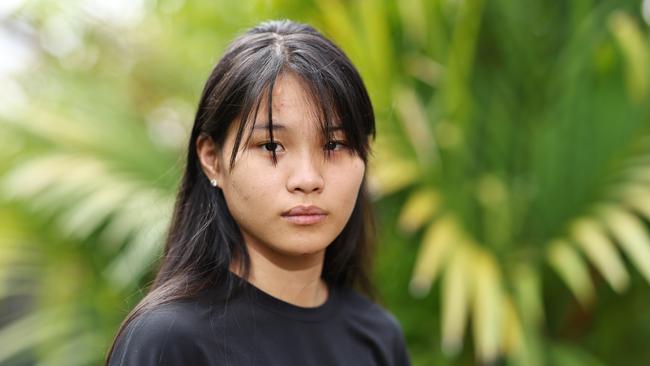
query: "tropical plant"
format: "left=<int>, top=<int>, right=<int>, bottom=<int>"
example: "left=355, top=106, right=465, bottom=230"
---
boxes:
left=1, top=0, right=650, bottom=365
left=338, top=0, right=650, bottom=365
left=311, top=0, right=650, bottom=364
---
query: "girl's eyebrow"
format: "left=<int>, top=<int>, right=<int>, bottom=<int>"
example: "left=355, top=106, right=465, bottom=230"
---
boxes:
left=253, top=123, right=287, bottom=130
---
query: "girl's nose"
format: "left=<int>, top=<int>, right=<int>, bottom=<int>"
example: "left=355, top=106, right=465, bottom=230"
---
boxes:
left=286, top=152, right=325, bottom=194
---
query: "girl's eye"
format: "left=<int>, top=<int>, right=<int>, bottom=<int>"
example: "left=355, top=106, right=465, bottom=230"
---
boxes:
left=325, top=140, right=348, bottom=151
left=260, top=141, right=285, bottom=153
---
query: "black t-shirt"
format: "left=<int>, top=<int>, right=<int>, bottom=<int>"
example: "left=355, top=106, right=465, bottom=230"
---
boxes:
left=108, top=271, right=411, bottom=365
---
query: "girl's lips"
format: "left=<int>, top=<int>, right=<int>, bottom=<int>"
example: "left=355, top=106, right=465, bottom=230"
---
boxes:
left=281, top=214, right=327, bottom=225
left=282, top=205, right=328, bottom=216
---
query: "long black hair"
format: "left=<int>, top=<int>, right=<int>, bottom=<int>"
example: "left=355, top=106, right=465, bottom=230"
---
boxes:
left=105, top=19, right=377, bottom=364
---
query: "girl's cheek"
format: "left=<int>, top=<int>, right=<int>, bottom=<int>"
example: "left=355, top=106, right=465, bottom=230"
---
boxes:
left=238, top=175, right=277, bottom=197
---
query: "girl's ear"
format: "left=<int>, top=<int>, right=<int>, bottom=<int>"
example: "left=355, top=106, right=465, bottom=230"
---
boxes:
left=196, top=133, right=223, bottom=188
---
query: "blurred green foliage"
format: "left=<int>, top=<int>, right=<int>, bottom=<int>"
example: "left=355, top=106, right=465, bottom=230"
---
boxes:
left=1, top=0, right=650, bottom=365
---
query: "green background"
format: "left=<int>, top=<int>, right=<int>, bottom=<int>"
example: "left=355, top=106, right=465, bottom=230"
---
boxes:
left=1, top=0, right=650, bottom=365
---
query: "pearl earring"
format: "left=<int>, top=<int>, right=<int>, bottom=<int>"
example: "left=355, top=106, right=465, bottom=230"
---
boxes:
left=210, top=179, right=218, bottom=187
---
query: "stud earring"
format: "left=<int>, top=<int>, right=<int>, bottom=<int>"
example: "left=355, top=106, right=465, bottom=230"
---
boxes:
left=210, top=178, right=218, bottom=187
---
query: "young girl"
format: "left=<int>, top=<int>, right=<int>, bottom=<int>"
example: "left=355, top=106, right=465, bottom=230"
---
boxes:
left=105, top=19, right=411, bottom=366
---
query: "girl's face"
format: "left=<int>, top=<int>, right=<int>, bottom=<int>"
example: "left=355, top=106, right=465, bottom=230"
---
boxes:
left=206, top=72, right=365, bottom=263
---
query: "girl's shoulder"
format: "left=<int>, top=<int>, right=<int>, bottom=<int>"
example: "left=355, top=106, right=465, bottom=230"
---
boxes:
left=336, top=287, right=405, bottom=338
left=336, top=287, right=411, bottom=365
left=108, top=299, right=216, bottom=366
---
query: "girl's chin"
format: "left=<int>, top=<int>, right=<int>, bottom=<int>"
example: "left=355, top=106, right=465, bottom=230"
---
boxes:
left=269, top=242, right=330, bottom=258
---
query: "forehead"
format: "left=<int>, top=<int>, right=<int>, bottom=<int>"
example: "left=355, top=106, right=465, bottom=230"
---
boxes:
left=269, top=72, right=312, bottom=111
left=249, top=72, right=342, bottom=134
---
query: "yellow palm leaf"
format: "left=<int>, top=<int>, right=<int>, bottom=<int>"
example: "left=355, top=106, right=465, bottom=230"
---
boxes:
left=409, top=214, right=457, bottom=297
left=546, top=239, right=595, bottom=306
left=395, top=87, right=436, bottom=166
left=367, top=157, right=420, bottom=197
left=397, top=188, right=440, bottom=233
left=596, top=204, right=650, bottom=284
left=472, top=248, right=503, bottom=363
left=608, top=11, right=649, bottom=102
left=619, top=183, right=650, bottom=220
left=570, top=218, right=629, bottom=293
left=441, top=242, right=471, bottom=356
left=403, top=54, right=444, bottom=87
left=396, top=0, right=427, bottom=47
left=500, top=296, right=524, bottom=357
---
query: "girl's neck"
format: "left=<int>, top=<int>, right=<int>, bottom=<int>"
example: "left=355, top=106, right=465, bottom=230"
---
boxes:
left=229, top=240, right=329, bottom=308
